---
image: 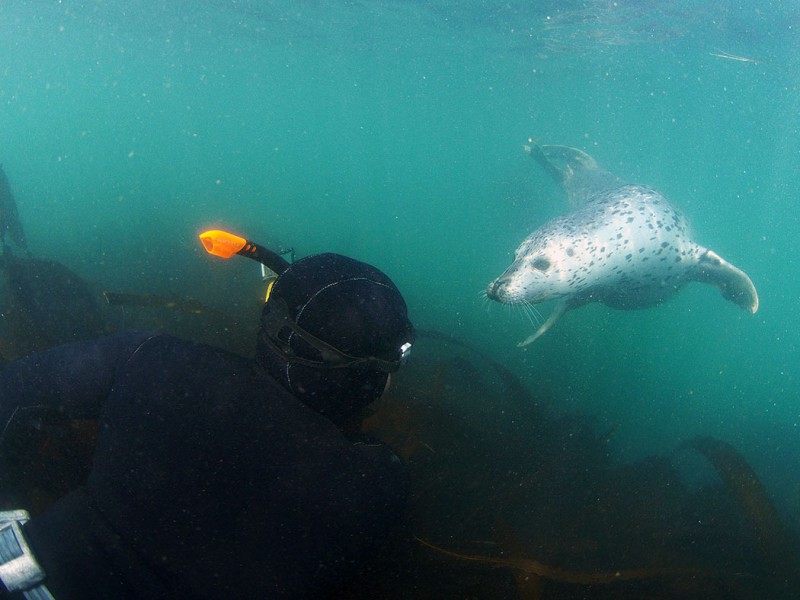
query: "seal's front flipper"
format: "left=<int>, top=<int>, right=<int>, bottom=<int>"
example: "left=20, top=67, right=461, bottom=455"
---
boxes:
left=692, top=249, right=759, bottom=313
left=518, top=300, right=571, bottom=347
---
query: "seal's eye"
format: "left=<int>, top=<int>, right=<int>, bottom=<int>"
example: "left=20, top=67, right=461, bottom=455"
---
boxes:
left=532, top=257, right=551, bottom=271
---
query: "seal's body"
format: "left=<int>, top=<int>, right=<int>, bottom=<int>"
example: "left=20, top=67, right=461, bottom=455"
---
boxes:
left=487, top=144, right=758, bottom=346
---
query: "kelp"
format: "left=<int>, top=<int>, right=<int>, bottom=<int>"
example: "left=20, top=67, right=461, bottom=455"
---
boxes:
left=417, top=328, right=538, bottom=406
left=416, top=536, right=701, bottom=586
left=101, top=290, right=257, bottom=358
left=103, top=290, right=222, bottom=316
left=362, top=331, right=800, bottom=598
left=685, top=436, right=799, bottom=581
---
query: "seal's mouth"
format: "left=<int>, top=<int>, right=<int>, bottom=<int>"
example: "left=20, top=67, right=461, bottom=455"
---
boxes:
left=486, top=278, right=556, bottom=305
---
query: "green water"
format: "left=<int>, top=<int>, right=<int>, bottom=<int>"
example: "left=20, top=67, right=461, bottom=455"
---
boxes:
left=2, top=1, right=799, bottom=516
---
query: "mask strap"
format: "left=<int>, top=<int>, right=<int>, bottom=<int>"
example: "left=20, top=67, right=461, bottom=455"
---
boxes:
left=260, top=298, right=409, bottom=372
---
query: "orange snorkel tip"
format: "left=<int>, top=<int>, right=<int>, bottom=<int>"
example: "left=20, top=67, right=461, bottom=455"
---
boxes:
left=199, top=230, right=249, bottom=259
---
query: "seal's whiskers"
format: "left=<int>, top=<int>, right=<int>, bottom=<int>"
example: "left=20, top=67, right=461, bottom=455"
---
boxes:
left=519, top=300, right=544, bottom=328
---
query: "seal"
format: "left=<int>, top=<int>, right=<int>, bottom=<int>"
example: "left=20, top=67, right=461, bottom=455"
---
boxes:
left=487, top=143, right=759, bottom=346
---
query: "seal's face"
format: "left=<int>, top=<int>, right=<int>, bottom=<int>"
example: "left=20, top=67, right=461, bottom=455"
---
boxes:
left=487, top=224, right=588, bottom=304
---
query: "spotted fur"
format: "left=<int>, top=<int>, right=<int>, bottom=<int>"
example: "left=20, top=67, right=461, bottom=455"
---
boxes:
left=487, top=144, right=758, bottom=345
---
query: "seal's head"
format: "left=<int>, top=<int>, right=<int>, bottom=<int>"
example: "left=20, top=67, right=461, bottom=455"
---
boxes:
left=486, top=221, right=589, bottom=305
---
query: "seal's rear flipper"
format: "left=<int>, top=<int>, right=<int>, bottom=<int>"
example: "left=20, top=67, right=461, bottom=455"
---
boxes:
left=524, top=142, right=625, bottom=208
left=525, top=143, right=574, bottom=185
left=693, top=249, right=759, bottom=313
left=518, top=300, right=571, bottom=347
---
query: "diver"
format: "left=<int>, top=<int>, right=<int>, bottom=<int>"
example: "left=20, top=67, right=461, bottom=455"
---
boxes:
left=0, top=231, right=415, bottom=599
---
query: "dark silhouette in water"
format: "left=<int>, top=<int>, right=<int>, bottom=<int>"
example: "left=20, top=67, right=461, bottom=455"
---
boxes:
left=0, top=166, right=105, bottom=362
left=0, top=165, right=28, bottom=254
left=0, top=162, right=247, bottom=363
left=0, top=167, right=106, bottom=361
left=0, top=253, right=105, bottom=361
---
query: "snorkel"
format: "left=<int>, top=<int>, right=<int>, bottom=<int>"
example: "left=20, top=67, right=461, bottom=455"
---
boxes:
left=199, top=229, right=294, bottom=301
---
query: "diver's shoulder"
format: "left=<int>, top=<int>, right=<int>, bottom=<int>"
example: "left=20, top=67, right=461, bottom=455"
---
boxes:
left=115, top=331, right=248, bottom=364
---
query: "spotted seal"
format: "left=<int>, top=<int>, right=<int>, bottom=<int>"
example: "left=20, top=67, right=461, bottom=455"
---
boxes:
left=487, top=143, right=759, bottom=346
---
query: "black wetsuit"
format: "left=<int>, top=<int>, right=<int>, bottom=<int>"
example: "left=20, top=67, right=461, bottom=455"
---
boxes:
left=0, top=332, right=406, bottom=599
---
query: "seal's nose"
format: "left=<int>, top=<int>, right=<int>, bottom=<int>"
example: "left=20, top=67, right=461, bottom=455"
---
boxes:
left=487, top=277, right=507, bottom=300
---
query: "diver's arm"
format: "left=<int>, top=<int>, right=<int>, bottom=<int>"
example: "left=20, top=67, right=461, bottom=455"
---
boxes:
left=0, top=331, right=158, bottom=425
left=0, top=332, right=164, bottom=598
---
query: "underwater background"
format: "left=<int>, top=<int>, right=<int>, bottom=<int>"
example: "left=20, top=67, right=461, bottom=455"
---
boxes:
left=1, top=0, right=799, bottom=582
